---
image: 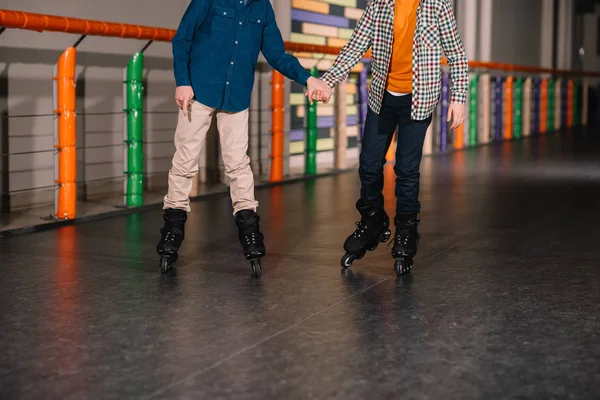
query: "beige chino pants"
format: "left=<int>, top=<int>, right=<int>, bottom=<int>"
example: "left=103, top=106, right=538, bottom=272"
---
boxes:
left=163, top=101, right=258, bottom=215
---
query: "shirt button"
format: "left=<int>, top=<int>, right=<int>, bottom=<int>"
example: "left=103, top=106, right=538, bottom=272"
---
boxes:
left=235, top=41, right=238, bottom=44
left=239, top=22, right=242, bottom=25
left=231, top=61, right=234, bottom=64
left=223, top=12, right=227, bottom=15
left=257, top=20, right=260, bottom=23
left=226, top=82, right=230, bottom=85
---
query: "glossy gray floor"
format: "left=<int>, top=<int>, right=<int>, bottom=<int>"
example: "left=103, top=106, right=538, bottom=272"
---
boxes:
left=2, top=131, right=600, bottom=399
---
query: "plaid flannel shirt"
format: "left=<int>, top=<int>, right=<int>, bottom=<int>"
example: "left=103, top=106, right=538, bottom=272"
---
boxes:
left=321, top=0, right=468, bottom=120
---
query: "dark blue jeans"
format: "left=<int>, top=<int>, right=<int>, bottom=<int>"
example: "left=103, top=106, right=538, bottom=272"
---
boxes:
left=359, top=92, right=431, bottom=215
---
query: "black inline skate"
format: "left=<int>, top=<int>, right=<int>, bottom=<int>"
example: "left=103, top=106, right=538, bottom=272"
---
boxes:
left=341, top=199, right=391, bottom=269
left=156, top=208, right=187, bottom=273
left=392, top=213, right=420, bottom=276
left=235, top=210, right=266, bottom=276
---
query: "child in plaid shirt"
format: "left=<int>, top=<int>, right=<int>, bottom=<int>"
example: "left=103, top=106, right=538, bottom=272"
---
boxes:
left=314, top=0, right=468, bottom=274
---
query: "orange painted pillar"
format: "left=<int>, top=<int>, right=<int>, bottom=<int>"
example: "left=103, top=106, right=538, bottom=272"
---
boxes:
left=454, top=123, right=464, bottom=149
left=270, top=70, right=284, bottom=182
left=386, top=133, right=395, bottom=162
left=503, top=76, right=513, bottom=140
left=540, top=78, right=548, bottom=133
left=567, top=80, right=574, bottom=127
left=53, top=47, right=77, bottom=219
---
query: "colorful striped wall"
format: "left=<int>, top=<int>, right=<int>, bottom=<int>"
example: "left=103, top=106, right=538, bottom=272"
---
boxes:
left=290, top=0, right=369, bottom=156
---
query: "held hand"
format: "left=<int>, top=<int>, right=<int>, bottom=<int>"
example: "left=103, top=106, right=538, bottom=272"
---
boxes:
left=448, top=103, right=465, bottom=130
left=175, top=86, right=194, bottom=117
left=305, top=77, right=332, bottom=105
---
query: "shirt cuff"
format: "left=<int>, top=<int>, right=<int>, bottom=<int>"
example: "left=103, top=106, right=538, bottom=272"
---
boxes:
left=320, top=74, right=336, bottom=89
left=451, top=91, right=467, bottom=104
left=175, top=75, right=191, bottom=87
left=298, top=69, right=311, bottom=87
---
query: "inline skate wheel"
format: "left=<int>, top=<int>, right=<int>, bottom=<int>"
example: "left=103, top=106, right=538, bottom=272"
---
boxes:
left=250, top=259, right=262, bottom=277
left=394, top=257, right=413, bottom=276
left=159, top=255, right=174, bottom=274
left=341, top=253, right=355, bottom=269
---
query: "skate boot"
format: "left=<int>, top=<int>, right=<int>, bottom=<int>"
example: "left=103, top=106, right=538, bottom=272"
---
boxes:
left=156, top=208, right=187, bottom=273
left=235, top=210, right=266, bottom=277
left=341, top=200, right=391, bottom=269
left=392, top=213, right=420, bottom=276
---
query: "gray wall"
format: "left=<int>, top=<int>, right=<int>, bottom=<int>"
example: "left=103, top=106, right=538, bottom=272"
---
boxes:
left=490, top=0, right=543, bottom=66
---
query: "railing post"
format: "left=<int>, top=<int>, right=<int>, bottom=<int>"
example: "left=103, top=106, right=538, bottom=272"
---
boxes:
left=305, top=66, right=318, bottom=175
left=567, top=79, right=574, bottom=127
left=504, top=76, right=513, bottom=140
left=540, top=78, right=548, bottom=133
left=0, top=69, right=8, bottom=214
left=493, top=76, right=503, bottom=141
left=423, top=122, right=434, bottom=155
left=358, top=69, right=368, bottom=140
left=561, top=78, right=568, bottom=128
left=548, top=77, right=555, bottom=131
left=468, top=74, right=478, bottom=146
left=270, top=70, right=284, bottom=182
left=573, top=80, right=580, bottom=126
left=514, top=77, right=523, bottom=139
left=440, top=72, right=450, bottom=151
left=453, top=120, right=464, bottom=149
left=532, top=78, right=540, bottom=135
left=479, top=73, right=491, bottom=144
left=53, top=47, right=77, bottom=219
left=386, top=133, right=396, bottom=161
left=582, top=80, right=589, bottom=126
left=555, top=78, right=562, bottom=129
left=454, top=72, right=465, bottom=149
left=334, top=80, right=347, bottom=169
left=523, top=77, right=532, bottom=137
left=123, top=52, right=144, bottom=207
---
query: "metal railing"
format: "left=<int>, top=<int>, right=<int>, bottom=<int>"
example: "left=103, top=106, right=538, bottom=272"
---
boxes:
left=1, top=9, right=599, bottom=220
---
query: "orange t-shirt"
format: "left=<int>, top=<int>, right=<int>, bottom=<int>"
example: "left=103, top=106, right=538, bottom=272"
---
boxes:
left=386, top=0, right=419, bottom=93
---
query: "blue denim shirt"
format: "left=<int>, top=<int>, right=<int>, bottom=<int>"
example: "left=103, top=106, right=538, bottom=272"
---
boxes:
left=172, top=0, right=311, bottom=113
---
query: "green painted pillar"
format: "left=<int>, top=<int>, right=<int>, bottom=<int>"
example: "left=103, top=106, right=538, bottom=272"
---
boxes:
left=548, top=77, right=555, bottom=131
left=124, top=52, right=144, bottom=207
left=468, top=74, right=478, bottom=146
left=305, top=66, right=319, bottom=175
left=573, top=80, right=580, bottom=125
left=514, top=77, right=523, bottom=139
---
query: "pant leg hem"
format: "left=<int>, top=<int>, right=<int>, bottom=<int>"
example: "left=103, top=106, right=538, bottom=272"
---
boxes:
left=233, top=202, right=259, bottom=216
left=163, top=197, right=191, bottom=213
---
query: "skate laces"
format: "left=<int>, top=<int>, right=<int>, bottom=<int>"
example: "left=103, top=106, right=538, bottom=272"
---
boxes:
left=243, top=230, right=263, bottom=245
left=395, top=230, right=410, bottom=245
left=385, top=225, right=410, bottom=248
